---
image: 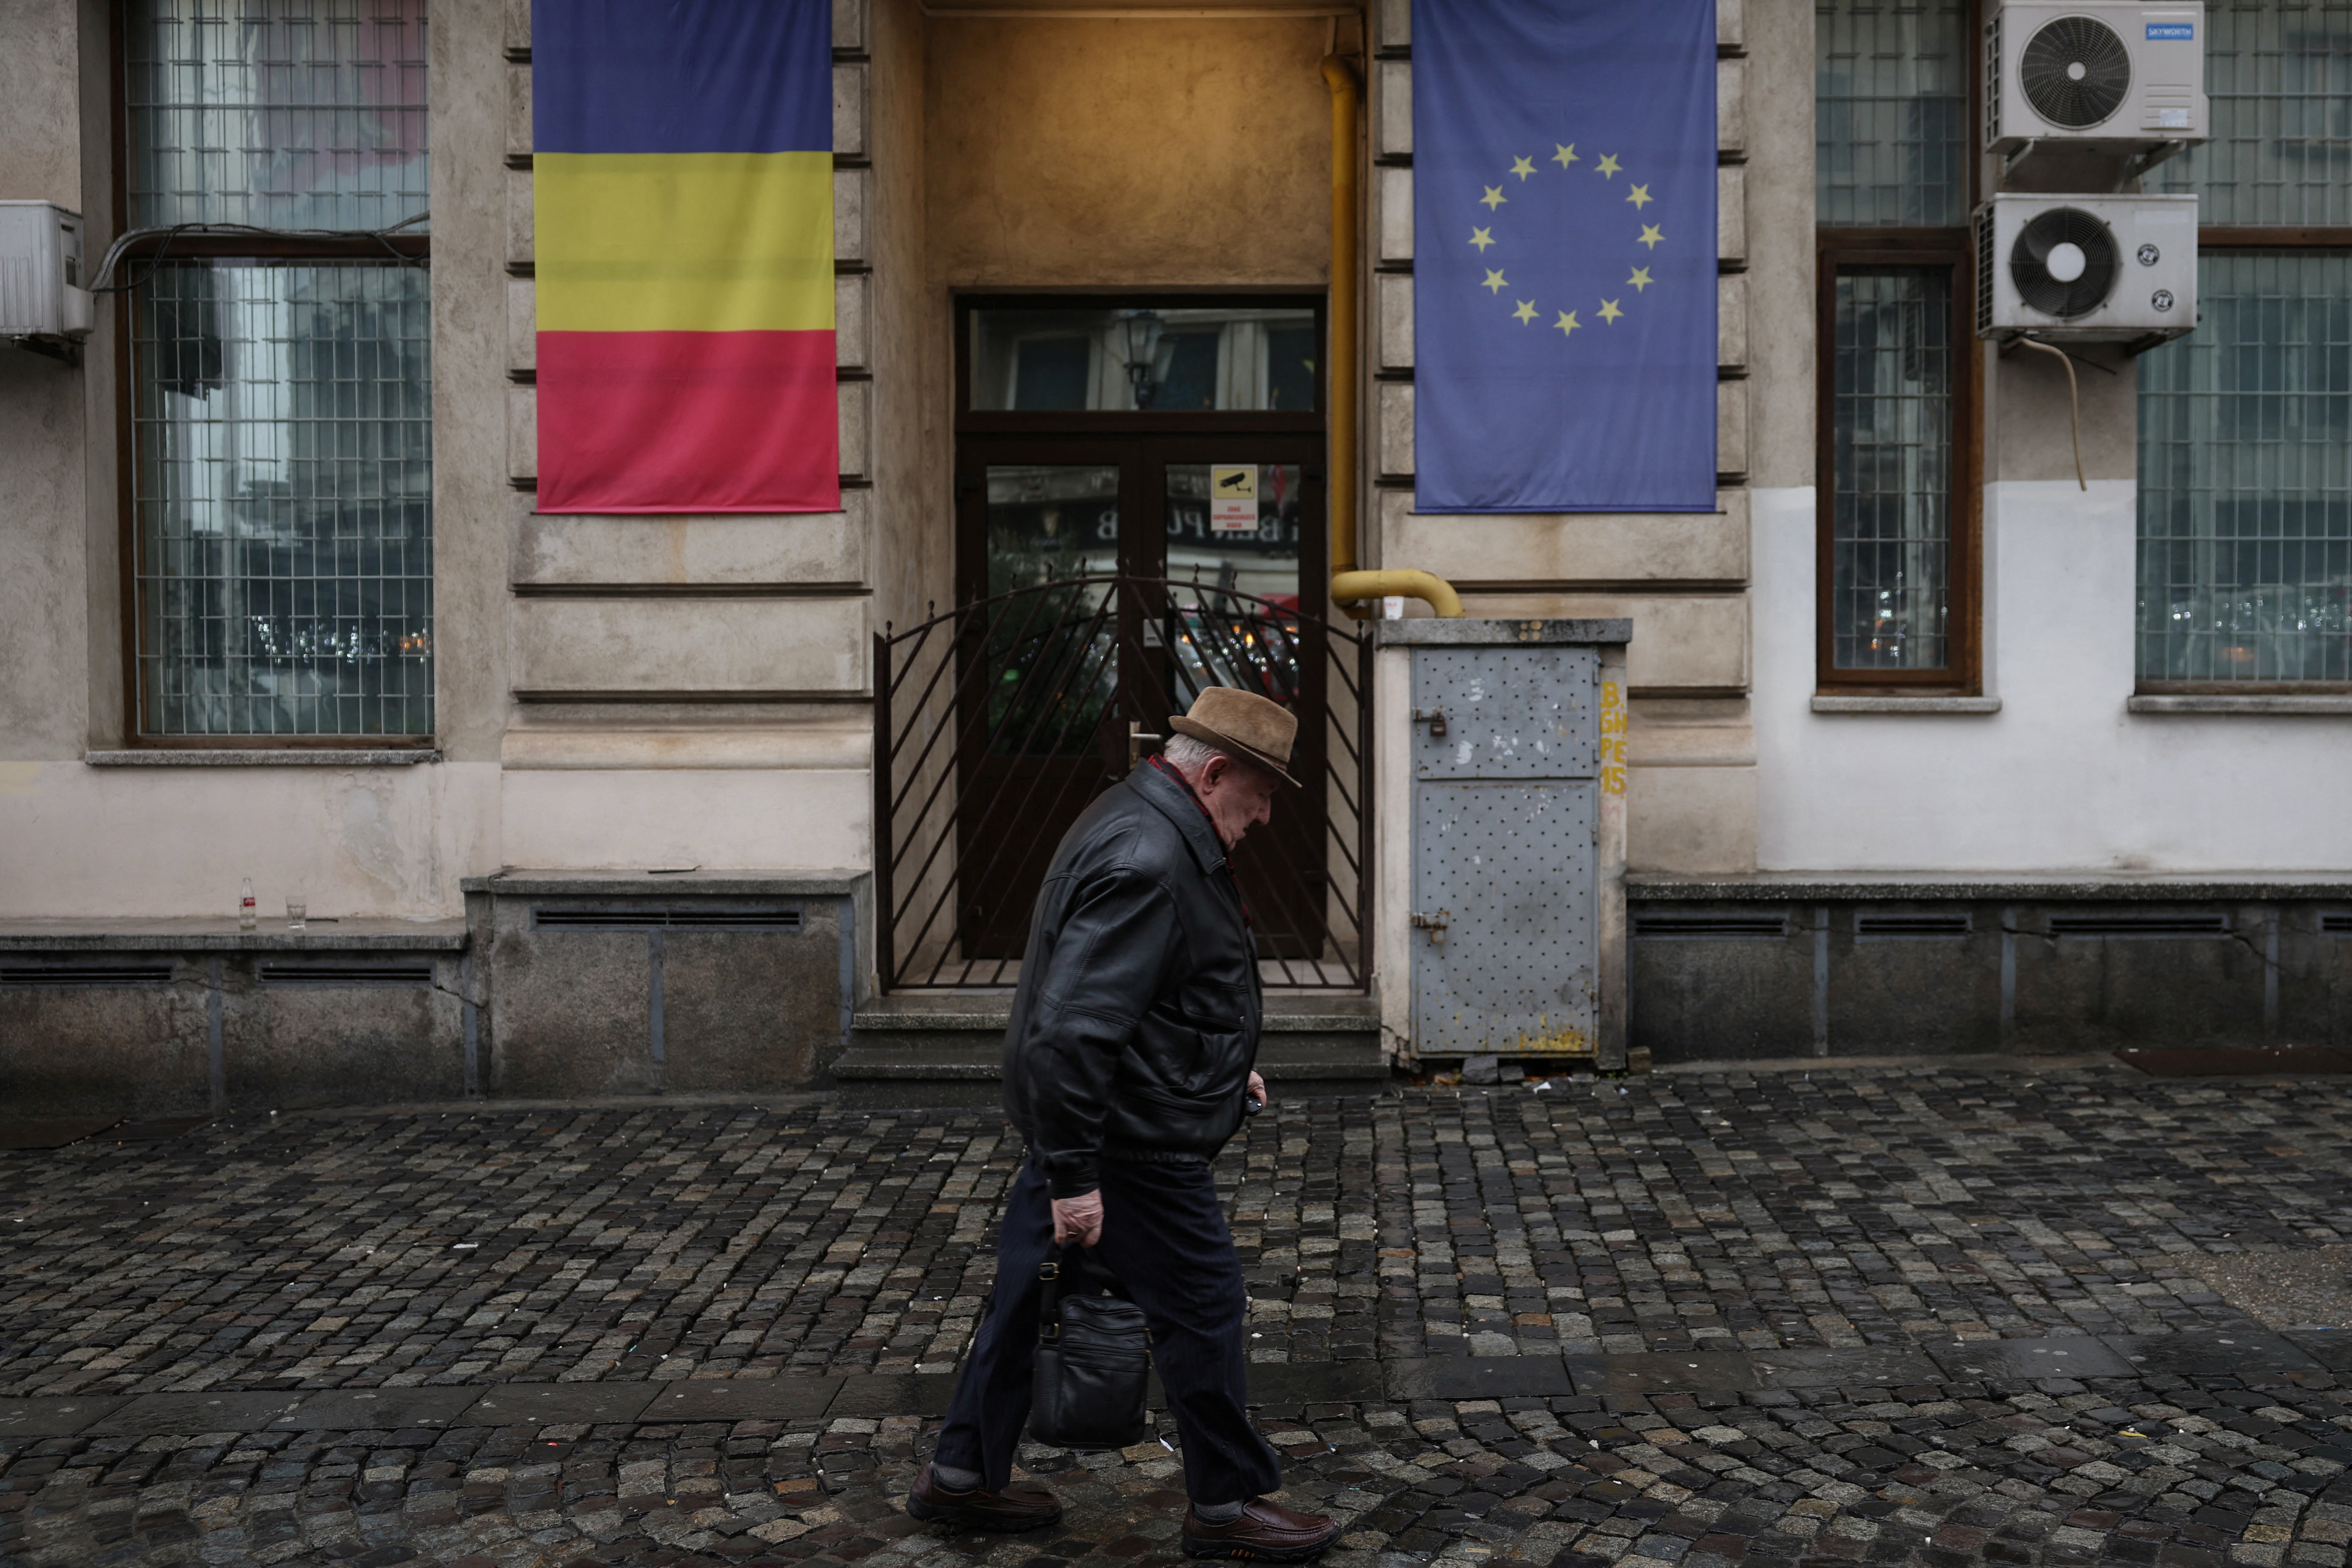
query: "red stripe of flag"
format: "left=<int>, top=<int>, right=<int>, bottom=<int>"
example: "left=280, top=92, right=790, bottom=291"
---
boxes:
left=537, top=330, right=838, bottom=514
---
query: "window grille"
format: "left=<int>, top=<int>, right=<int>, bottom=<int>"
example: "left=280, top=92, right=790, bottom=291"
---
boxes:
left=1831, top=269, right=1956, bottom=671
left=2147, top=0, right=2352, bottom=227
left=1816, top=0, right=1972, bottom=228
left=122, top=0, right=432, bottom=740
left=2138, top=252, right=2352, bottom=685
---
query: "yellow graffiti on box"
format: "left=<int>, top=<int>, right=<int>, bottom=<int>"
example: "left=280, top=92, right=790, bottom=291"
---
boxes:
left=1599, top=679, right=1628, bottom=795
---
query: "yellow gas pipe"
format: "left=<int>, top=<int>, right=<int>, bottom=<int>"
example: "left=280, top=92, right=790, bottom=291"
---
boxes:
left=1321, top=54, right=1463, bottom=621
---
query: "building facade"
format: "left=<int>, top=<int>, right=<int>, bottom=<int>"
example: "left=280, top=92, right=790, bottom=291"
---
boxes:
left=2, top=0, right=2348, bottom=1109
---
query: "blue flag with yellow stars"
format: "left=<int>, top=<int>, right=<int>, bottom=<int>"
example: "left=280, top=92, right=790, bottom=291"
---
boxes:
left=1414, top=0, right=1717, bottom=513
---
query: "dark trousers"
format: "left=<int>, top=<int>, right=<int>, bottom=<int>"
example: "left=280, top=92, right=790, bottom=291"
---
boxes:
left=933, top=1157, right=1282, bottom=1506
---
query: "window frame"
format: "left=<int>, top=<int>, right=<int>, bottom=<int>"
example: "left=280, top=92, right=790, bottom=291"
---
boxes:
left=109, top=0, right=435, bottom=750
left=1813, top=232, right=1984, bottom=693
left=2134, top=228, right=2352, bottom=695
left=1811, top=0, right=1985, bottom=695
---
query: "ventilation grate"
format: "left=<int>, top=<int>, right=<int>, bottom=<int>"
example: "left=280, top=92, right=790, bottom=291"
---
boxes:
left=0, top=963, right=174, bottom=989
left=1976, top=206, right=1996, bottom=335
left=258, top=961, right=435, bottom=987
left=2322, top=913, right=2352, bottom=935
left=1632, top=913, right=1791, bottom=940
left=532, top=907, right=804, bottom=932
left=2047, top=912, right=2230, bottom=938
left=1856, top=912, right=1972, bottom=939
left=1984, top=12, right=2003, bottom=142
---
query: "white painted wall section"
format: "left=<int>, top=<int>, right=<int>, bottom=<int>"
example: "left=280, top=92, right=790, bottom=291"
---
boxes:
left=1754, top=483, right=2352, bottom=872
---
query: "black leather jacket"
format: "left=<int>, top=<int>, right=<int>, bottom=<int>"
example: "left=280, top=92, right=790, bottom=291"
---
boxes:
left=1002, top=761, right=1263, bottom=1197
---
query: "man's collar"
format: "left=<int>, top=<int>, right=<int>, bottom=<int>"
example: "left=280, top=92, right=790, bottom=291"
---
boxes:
left=1132, top=758, right=1229, bottom=876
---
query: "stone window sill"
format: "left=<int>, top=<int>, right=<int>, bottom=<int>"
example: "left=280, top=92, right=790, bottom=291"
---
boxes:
left=1810, top=695, right=2001, bottom=715
left=84, top=749, right=441, bottom=766
left=2128, top=695, right=2352, bottom=715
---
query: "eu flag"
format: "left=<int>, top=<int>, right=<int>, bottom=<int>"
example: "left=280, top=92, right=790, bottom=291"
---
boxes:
left=1414, top=0, right=1717, bottom=513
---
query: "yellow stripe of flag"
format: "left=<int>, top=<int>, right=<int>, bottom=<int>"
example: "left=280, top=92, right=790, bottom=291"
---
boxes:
left=537, top=151, right=835, bottom=334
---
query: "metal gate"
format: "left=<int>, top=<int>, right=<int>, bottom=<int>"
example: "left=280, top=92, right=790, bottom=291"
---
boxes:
left=1409, top=644, right=1602, bottom=1055
left=873, top=575, right=1372, bottom=991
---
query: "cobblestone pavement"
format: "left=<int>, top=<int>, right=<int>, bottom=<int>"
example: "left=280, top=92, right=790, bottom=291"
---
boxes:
left=9, top=1064, right=2352, bottom=1567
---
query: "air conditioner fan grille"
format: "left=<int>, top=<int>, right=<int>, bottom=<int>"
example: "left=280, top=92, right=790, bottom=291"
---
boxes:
left=2011, top=206, right=2118, bottom=318
left=2020, top=15, right=2133, bottom=128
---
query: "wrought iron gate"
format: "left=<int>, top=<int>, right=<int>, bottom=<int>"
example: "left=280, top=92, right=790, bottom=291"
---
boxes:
left=873, top=575, right=1372, bottom=991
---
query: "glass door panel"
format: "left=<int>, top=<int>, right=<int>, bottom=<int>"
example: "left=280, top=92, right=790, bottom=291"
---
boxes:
left=983, top=463, right=1120, bottom=756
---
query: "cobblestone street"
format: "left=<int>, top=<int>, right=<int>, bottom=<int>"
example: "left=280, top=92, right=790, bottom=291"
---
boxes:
left=9, top=1062, right=2352, bottom=1568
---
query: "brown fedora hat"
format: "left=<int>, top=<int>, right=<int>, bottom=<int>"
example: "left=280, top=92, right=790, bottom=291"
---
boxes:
left=1166, top=687, right=1300, bottom=787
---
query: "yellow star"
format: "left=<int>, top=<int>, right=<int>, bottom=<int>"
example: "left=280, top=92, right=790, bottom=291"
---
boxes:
left=1483, top=269, right=1508, bottom=294
left=1552, top=143, right=1579, bottom=168
left=1479, top=185, right=1508, bottom=210
left=1627, top=182, right=1654, bottom=209
left=1555, top=309, right=1581, bottom=337
left=1638, top=224, right=1664, bottom=249
left=1627, top=266, right=1654, bottom=292
left=1595, top=153, right=1622, bottom=179
left=1469, top=226, right=1496, bottom=252
left=1512, top=299, right=1539, bottom=325
left=1598, top=298, right=1624, bottom=324
left=1509, top=155, right=1537, bottom=181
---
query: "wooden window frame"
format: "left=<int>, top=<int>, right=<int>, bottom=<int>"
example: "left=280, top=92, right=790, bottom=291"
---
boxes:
left=1813, top=231, right=1984, bottom=694
left=1811, top=0, right=1984, bottom=695
left=108, top=0, right=434, bottom=750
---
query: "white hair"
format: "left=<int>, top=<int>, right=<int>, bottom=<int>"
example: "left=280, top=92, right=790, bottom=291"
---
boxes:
left=1159, top=733, right=1230, bottom=774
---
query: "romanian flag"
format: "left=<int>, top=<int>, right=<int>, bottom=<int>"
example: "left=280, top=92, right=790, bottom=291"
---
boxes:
left=534, top=0, right=838, bottom=513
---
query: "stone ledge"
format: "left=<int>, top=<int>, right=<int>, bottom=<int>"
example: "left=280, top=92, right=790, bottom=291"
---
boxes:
left=0, top=918, right=468, bottom=951
left=463, top=868, right=867, bottom=897
left=1375, top=617, right=1632, bottom=647
left=1628, top=871, right=2352, bottom=902
left=1810, top=694, right=2002, bottom=715
left=84, top=749, right=441, bottom=766
left=2128, top=694, right=2352, bottom=715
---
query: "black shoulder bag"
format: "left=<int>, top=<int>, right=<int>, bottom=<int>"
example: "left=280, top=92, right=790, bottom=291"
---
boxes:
left=1027, top=1245, right=1151, bottom=1451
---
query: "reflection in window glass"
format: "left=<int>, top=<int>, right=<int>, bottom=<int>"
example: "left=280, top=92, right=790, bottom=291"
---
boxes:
left=1815, top=0, right=1969, bottom=227
left=2138, top=252, right=2352, bottom=684
left=1831, top=269, right=1953, bottom=671
left=134, top=261, right=434, bottom=736
left=1166, top=464, right=1304, bottom=708
left=983, top=465, right=1120, bottom=756
left=128, top=0, right=430, bottom=231
left=970, top=307, right=1318, bottom=411
left=2148, top=0, right=2352, bottom=226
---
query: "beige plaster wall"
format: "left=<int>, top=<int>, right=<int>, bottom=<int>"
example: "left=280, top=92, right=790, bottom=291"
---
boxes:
left=0, top=0, right=93, bottom=761
left=924, top=16, right=1334, bottom=289
left=1744, top=0, right=1814, bottom=491
left=429, top=0, right=513, bottom=765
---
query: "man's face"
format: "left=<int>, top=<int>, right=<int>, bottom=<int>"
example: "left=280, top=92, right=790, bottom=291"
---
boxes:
left=1194, top=753, right=1279, bottom=849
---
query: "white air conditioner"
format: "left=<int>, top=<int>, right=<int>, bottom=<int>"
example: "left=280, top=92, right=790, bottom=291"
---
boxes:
left=1985, top=2, right=2207, bottom=151
left=0, top=201, right=93, bottom=347
left=1975, top=194, right=2198, bottom=343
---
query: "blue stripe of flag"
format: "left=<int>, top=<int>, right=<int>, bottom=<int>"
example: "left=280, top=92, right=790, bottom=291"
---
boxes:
left=534, top=0, right=831, bottom=155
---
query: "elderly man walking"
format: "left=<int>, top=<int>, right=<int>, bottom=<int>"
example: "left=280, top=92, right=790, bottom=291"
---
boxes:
left=907, top=687, right=1340, bottom=1562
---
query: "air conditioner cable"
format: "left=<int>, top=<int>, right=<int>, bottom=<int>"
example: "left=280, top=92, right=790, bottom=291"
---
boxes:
left=2015, top=335, right=2086, bottom=492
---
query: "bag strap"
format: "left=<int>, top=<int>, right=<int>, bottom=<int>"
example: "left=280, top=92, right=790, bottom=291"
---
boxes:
left=1037, top=1241, right=1065, bottom=1341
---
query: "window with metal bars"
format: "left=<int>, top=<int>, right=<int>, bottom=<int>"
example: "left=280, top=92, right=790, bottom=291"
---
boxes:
left=2135, top=2, right=2352, bottom=690
left=2138, top=252, right=2352, bottom=685
left=1816, top=0, right=1972, bottom=228
left=1814, top=0, right=1980, bottom=690
left=121, top=0, right=433, bottom=741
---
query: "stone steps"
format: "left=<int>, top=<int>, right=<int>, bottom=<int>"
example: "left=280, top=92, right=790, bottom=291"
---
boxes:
left=829, top=993, right=1390, bottom=1106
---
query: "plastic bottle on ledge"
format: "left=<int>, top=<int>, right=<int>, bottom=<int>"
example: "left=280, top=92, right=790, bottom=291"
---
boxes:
left=240, top=878, right=257, bottom=930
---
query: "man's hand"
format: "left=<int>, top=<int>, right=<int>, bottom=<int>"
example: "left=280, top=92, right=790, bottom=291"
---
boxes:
left=1051, top=1189, right=1104, bottom=1248
left=1248, top=1071, right=1268, bottom=1109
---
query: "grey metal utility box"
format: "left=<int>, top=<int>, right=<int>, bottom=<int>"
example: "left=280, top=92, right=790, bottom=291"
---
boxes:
left=1375, top=619, right=1632, bottom=1069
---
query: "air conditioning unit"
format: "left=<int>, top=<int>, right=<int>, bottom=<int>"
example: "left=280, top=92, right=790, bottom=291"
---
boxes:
left=1985, top=2, right=2207, bottom=151
left=0, top=201, right=93, bottom=347
left=1975, top=194, right=2198, bottom=343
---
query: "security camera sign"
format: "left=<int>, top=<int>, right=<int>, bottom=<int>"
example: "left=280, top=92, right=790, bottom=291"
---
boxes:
left=1209, top=465, right=1258, bottom=532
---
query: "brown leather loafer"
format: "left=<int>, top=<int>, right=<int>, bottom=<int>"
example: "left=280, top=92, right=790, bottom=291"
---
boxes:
left=1180, top=1497, right=1340, bottom=1561
left=904, top=1460, right=1063, bottom=1532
